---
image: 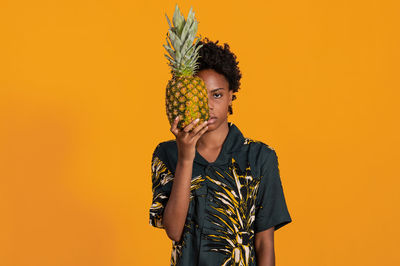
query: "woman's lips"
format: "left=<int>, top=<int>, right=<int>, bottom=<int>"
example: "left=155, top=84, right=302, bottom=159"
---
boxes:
left=208, top=117, right=217, bottom=124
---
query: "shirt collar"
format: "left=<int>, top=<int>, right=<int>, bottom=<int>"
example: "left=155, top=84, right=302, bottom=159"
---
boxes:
left=194, top=121, right=247, bottom=172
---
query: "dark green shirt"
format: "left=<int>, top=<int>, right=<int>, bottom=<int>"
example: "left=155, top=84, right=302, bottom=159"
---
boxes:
left=149, top=122, right=292, bottom=266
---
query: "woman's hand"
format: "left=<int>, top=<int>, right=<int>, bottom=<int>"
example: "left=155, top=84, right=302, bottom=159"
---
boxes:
left=170, top=115, right=208, bottom=162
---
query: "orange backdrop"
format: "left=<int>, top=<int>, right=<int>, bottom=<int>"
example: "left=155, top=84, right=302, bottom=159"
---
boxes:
left=1, top=0, right=399, bottom=265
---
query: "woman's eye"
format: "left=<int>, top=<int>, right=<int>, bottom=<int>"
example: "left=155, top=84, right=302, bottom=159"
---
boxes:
left=214, top=93, right=222, bottom=98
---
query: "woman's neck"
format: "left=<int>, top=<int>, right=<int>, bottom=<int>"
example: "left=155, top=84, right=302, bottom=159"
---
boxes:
left=196, top=120, right=229, bottom=151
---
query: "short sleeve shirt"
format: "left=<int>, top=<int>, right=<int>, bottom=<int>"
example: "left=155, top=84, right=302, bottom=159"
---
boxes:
left=149, top=122, right=292, bottom=266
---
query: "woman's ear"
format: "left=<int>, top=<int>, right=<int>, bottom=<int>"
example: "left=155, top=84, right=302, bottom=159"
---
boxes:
left=229, top=90, right=233, bottom=105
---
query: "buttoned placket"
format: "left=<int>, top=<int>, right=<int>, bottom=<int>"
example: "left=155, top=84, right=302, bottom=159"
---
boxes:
left=205, top=164, right=214, bottom=203
left=193, top=123, right=248, bottom=222
left=189, top=122, right=249, bottom=266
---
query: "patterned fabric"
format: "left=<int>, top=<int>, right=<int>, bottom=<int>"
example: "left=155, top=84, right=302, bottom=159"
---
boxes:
left=149, top=122, right=292, bottom=265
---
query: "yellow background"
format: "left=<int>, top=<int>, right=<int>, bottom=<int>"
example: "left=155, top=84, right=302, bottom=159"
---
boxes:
left=1, top=0, right=399, bottom=265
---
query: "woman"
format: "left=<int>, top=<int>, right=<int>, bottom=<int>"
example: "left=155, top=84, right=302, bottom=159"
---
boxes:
left=149, top=37, right=292, bottom=266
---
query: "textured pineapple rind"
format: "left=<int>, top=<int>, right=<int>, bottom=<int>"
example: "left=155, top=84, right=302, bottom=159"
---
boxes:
left=166, top=76, right=210, bottom=130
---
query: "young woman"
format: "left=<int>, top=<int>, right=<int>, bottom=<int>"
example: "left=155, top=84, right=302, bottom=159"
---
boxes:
left=150, top=37, right=292, bottom=266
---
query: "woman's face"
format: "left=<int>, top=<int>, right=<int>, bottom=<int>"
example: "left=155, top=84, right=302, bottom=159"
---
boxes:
left=195, top=69, right=233, bottom=131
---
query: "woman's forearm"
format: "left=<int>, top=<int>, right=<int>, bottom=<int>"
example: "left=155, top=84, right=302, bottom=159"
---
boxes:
left=255, top=228, right=275, bottom=266
left=256, top=244, right=275, bottom=266
left=162, top=158, right=193, bottom=242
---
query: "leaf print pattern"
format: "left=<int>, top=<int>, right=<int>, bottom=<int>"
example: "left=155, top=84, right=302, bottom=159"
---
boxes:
left=203, top=157, right=261, bottom=266
left=149, top=155, right=174, bottom=228
left=244, top=137, right=275, bottom=151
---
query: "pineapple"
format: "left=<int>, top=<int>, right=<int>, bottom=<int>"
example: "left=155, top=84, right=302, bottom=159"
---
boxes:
left=164, top=4, right=209, bottom=131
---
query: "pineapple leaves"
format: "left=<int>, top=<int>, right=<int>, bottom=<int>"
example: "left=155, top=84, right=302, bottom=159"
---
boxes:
left=182, top=7, right=195, bottom=41
left=164, top=34, right=175, bottom=58
left=175, top=49, right=182, bottom=66
left=164, top=4, right=202, bottom=77
left=180, top=20, right=191, bottom=46
left=172, top=4, right=185, bottom=35
left=163, top=44, right=175, bottom=60
left=165, top=13, right=172, bottom=29
left=164, top=53, right=176, bottom=66
left=168, top=29, right=182, bottom=51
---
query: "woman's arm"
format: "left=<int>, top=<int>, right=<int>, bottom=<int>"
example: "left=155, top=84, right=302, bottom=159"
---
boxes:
left=162, top=116, right=209, bottom=242
left=162, top=158, right=193, bottom=242
left=255, top=226, right=275, bottom=266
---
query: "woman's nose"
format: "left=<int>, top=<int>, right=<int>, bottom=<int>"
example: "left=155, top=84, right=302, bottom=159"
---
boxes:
left=207, top=98, right=213, bottom=108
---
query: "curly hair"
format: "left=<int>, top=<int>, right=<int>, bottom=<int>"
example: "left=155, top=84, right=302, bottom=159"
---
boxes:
left=195, top=37, right=242, bottom=115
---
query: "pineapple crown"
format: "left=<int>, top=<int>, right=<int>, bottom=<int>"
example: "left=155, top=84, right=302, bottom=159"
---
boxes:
left=164, top=4, right=204, bottom=78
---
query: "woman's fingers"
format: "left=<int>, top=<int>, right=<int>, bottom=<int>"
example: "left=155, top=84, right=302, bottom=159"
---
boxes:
left=183, top=118, right=200, bottom=133
left=171, top=116, right=207, bottom=142
left=193, top=123, right=209, bottom=140
left=191, top=120, right=208, bottom=136
left=170, top=115, right=180, bottom=136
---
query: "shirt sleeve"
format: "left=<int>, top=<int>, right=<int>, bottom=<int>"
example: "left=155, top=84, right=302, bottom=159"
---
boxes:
left=149, top=143, right=174, bottom=229
left=254, top=148, right=292, bottom=233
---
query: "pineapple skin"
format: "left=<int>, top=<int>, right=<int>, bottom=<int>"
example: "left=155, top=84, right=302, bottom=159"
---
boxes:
left=166, top=75, right=209, bottom=131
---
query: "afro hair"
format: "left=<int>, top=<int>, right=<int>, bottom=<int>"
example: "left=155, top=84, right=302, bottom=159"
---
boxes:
left=195, top=37, right=242, bottom=115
